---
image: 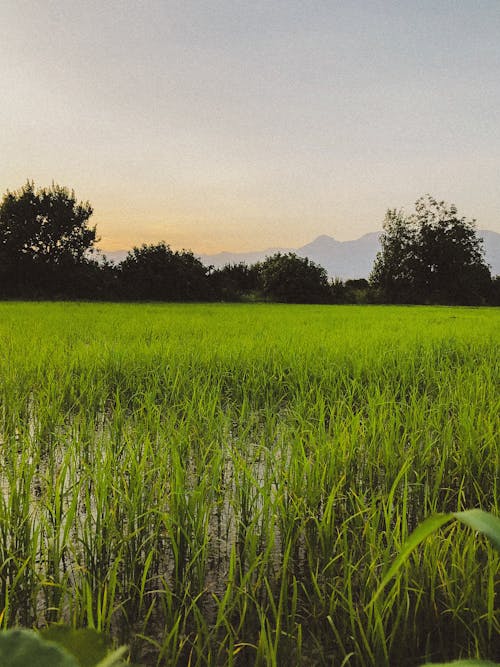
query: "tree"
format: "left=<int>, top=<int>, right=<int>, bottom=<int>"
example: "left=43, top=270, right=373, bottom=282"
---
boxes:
left=208, top=262, right=260, bottom=300
left=118, top=242, right=211, bottom=301
left=256, top=252, right=330, bottom=303
left=489, top=275, right=500, bottom=306
left=0, top=181, right=97, bottom=296
left=370, top=196, right=491, bottom=304
left=344, top=278, right=372, bottom=304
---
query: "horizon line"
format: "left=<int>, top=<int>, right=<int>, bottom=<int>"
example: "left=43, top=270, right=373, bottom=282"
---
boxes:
left=97, top=230, right=383, bottom=255
left=97, top=227, right=498, bottom=256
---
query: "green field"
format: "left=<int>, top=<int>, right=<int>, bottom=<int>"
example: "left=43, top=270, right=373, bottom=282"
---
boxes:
left=0, top=303, right=498, bottom=666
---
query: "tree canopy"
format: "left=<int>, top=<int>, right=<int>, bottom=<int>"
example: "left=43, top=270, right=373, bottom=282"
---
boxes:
left=0, top=183, right=497, bottom=304
left=119, top=242, right=211, bottom=301
left=370, top=196, right=491, bottom=304
left=256, top=253, right=331, bottom=303
left=208, top=262, right=260, bottom=300
left=0, top=181, right=96, bottom=296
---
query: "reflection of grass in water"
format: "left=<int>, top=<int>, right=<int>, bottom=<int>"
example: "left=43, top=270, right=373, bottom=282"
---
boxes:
left=0, top=302, right=498, bottom=665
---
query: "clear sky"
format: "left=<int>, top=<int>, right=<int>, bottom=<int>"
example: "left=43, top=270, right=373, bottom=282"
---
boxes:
left=1, top=1, right=499, bottom=253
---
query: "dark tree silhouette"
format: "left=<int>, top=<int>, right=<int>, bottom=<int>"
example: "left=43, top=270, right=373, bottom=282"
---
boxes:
left=2, top=183, right=495, bottom=305
left=489, top=275, right=500, bottom=306
left=0, top=181, right=97, bottom=296
left=256, top=252, right=330, bottom=303
left=119, top=242, right=211, bottom=301
left=209, top=262, right=260, bottom=300
left=370, top=196, right=491, bottom=304
left=344, top=278, right=372, bottom=303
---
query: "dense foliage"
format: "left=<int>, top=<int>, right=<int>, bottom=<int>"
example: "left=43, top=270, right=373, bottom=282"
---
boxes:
left=0, top=183, right=498, bottom=304
left=0, top=181, right=97, bottom=297
left=370, top=197, right=492, bottom=304
left=118, top=242, right=211, bottom=301
left=255, top=252, right=331, bottom=303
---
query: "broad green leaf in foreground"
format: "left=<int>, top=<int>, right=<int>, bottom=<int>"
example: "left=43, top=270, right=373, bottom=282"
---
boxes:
left=454, top=509, right=500, bottom=551
left=0, top=629, right=78, bottom=667
left=369, top=513, right=453, bottom=606
left=369, top=509, right=500, bottom=607
left=40, top=626, right=111, bottom=667
left=94, top=646, right=129, bottom=667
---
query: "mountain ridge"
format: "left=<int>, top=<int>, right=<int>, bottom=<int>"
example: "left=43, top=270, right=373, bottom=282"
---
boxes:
left=101, top=229, right=500, bottom=280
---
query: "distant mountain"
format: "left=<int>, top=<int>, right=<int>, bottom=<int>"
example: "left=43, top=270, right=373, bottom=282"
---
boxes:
left=98, top=246, right=290, bottom=268
left=201, top=246, right=288, bottom=268
left=295, top=232, right=381, bottom=279
left=202, top=229, right=500, bottom=279
left=99, top=229, right=500, bottom=280
left=200, top=232, right=381, bottom=279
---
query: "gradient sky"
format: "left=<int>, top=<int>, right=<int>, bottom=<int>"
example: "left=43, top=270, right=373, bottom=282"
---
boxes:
left=1, top=1, right=500, bottom=253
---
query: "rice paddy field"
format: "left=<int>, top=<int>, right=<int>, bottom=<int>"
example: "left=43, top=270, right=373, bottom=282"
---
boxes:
left=0, top=302, right=498, bottom=666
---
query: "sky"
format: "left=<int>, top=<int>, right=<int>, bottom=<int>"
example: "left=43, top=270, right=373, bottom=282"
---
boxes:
left=1, top=1, right=500, bottom=253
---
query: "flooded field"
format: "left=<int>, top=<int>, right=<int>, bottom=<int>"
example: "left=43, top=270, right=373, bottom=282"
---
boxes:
left=0, top=303, right=498, bottom=665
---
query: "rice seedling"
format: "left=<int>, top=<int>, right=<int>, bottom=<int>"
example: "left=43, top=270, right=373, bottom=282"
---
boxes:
left=0, top=303, right=498, bottom=665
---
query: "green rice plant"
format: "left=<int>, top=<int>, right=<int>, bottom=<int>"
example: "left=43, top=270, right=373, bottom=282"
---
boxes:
left=369, top=509, right=500, bottom=666
left=0, top=303, right=498, bottom=664
left=370, top=510, right=500, bottom=605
